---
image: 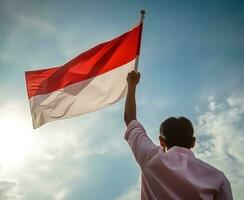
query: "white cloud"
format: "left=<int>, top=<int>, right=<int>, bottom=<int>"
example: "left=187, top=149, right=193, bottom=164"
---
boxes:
left=194, top=93, right=244, bottom=200
left=53, top=188, right=69, bottom=200
left=12, top=13, right=56, bottom=33
left=0, top=181, right=23, bottom=199
left=227, top=93, right=244, bottom=109
left=116, top=179, right=140, bottom=200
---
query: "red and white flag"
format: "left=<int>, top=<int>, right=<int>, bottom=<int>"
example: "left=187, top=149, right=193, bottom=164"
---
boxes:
left=25, top=23, right=143, bottom=128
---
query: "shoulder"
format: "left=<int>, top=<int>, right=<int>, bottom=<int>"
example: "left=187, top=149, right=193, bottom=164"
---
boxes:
left=194, top=157, right=228, bottom=183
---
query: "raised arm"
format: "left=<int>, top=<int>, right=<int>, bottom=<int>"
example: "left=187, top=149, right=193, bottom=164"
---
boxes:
left=124, top=71, right=140, bottom=126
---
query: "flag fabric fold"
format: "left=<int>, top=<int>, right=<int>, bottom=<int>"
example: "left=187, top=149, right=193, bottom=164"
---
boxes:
left=25, top=23, right=143, bottom=128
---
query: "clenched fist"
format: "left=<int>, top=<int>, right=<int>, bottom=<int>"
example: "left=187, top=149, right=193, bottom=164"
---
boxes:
left=126, top=71, right=140, bottom=87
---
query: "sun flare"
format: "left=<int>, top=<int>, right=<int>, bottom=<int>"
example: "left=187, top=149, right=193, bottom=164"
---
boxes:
left=0, top=106, right=33, bottom=168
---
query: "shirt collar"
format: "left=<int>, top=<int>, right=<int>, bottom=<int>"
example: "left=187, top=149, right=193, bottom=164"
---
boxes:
left=167, top=146, right=195, bottom=157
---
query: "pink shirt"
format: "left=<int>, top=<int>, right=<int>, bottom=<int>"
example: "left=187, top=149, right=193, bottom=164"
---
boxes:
left=125, top=120, right=233, bottom=200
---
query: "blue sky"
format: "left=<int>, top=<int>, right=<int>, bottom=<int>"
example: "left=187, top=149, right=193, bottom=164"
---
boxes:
left=0, top=0, right=244, bottom=199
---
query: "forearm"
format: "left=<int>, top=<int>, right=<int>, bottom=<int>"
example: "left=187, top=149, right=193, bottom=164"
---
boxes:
left=124, top=85, right=137, bottom=126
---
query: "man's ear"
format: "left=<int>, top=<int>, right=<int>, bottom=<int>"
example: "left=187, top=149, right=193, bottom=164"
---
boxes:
left=159, top=136, right=167, bottom=152
left=191, top=137, right=196, bottom=148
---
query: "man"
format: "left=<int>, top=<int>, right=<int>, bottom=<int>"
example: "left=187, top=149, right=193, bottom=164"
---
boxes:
left=124, top=71, right=233, bottom=200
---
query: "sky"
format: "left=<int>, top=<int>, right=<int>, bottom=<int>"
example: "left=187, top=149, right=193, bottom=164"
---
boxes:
left=0, top=0, right=244, bottom=199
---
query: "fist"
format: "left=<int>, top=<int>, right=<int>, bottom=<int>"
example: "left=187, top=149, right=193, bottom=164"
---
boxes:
left=126, top=71, right=140, bottom=87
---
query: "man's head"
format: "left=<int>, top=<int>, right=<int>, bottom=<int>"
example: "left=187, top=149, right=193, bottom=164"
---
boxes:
left=159, top=116, right=196, bottom=150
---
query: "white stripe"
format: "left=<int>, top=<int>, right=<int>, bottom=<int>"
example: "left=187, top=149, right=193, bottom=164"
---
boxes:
left=29, top=59, right=136, bottom=128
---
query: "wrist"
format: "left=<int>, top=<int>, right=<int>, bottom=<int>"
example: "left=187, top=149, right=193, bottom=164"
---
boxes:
left=128, top=84, right=137, bottom=90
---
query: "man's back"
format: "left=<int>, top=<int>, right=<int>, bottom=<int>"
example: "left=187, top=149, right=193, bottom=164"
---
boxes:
left=125, top=120, right=233, bottom=200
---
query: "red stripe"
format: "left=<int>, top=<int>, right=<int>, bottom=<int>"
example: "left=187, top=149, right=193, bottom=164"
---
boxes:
left=25, top=23, right=142, bottom=99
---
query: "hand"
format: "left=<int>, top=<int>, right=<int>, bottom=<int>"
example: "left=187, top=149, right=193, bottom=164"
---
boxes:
left=126, top=71, right=140, bottom=87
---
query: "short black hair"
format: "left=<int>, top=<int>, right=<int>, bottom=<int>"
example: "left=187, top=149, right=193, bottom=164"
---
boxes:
left=159, top=116, right=194, bottom=148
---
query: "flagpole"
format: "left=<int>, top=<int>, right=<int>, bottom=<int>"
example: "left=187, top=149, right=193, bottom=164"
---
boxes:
left=140, top=9, right=145, bottom=23
left=135, top=10, right=145, bottom=72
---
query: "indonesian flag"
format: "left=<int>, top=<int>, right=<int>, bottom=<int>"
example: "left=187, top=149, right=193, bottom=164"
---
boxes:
left=25, top=23, right=143, bottom=128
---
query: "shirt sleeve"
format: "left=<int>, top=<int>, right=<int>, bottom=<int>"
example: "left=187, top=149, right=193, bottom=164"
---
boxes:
left=215, top=174, right=233, bottom=200
left=124, top=120, right=159, bottom=168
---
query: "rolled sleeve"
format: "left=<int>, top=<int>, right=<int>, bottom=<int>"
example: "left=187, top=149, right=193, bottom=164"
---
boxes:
left=124, top=120, right=159, bottom=168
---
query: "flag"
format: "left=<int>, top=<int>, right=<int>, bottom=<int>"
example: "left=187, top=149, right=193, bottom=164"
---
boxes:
left=25, top=23, right=143, bottom=128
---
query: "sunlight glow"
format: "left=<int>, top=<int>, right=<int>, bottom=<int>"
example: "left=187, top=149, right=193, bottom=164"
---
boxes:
left=0, top=106, right=33, bottom=168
